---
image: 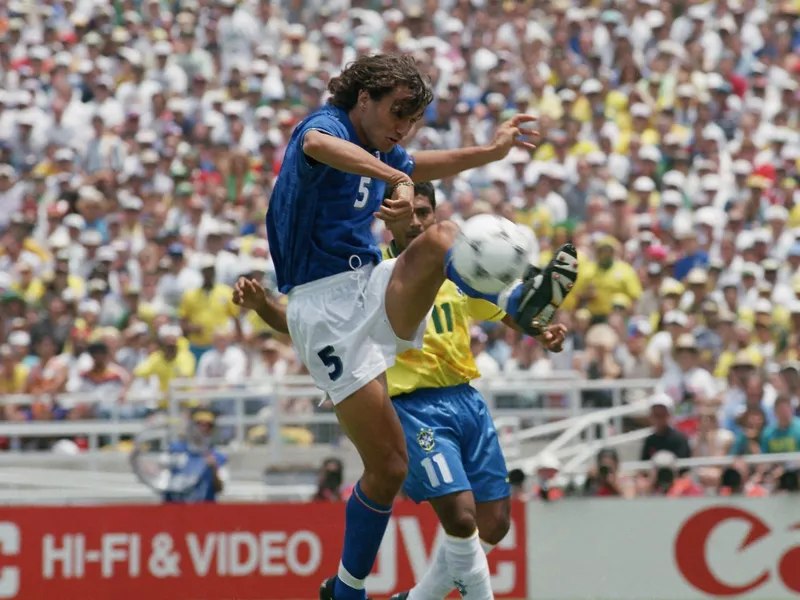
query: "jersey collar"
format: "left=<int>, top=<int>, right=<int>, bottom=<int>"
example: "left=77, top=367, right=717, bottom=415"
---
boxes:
left=387, top=240, right=402, bottom=258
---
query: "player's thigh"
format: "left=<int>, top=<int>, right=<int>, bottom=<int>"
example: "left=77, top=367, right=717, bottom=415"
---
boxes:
left=393, top=392, right=471, bottom=508
left=385, top=221, right=459, bottom=341
left=459, top=387, right=511, bottom=505
left=287, top=276, right=393, bottom=404
left=334, top=375, right=408, bottom=480
left=475, top=497, right=512, bottom=546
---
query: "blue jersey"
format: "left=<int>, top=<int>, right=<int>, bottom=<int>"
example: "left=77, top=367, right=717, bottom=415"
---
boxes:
left=267, top=104, right=415, bottom=293
left=162, top=440, right=227, bottom=504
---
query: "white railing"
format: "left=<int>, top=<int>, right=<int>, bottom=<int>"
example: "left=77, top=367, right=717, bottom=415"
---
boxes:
left=0, top=466, right=315, bottom=504
left=621, top=451, right=800, bottom=473
left=505, top=396, right=654, bottom=474
left=0, top=375, right=662, bottom=455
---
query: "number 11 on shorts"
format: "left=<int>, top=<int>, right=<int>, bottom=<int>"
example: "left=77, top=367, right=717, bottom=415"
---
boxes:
left=421, top=453, right=454, bottom=488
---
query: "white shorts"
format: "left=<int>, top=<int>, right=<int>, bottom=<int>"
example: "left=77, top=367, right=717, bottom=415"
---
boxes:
left=286, top=259, right=428, bottom=405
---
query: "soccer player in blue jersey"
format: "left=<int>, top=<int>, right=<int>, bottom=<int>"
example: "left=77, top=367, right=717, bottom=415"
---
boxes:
left=265, top=53, right=577, bottom=600
left=237, top=183, right=570, bottom=600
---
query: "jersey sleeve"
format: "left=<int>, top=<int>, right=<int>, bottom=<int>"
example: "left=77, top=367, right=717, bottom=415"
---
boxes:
left=297, top=113, right=350, bottom=172
left=467, top=298, right=505, bottom=322
left=386, top=144, right=416, bottom=176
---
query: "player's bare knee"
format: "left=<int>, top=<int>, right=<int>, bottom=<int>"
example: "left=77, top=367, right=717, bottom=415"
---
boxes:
left=364, top=449, right=408, bottom=498
left=420, top=221, right=458, bottom=261
left=479, top=512, right=511, bottom=546
left=477, top=500, right=511, bottom=546
left=441, top=503, right=479, bottom=539
left=383, top=449, right=409, bottom=489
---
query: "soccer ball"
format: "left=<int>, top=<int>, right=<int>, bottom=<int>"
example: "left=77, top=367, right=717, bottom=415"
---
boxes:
left=450, top=214, right=532, bottom=294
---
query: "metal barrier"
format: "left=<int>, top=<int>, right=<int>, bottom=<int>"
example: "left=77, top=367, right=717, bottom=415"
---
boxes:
left=621, top=451, right=800, bottom=473
left=0, top=375, right=663, bottom=453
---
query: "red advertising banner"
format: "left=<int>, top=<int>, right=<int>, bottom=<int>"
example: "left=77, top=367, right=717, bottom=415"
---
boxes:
left=0, top=501, right=526, bottom=600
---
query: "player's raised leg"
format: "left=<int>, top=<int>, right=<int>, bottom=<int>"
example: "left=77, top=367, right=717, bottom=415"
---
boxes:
left=383, top=215, right=578, bottom=341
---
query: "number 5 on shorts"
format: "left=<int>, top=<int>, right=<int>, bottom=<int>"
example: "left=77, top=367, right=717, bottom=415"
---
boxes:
left=421, top=453, right=454, bottom=488
left=318, top=346, right=343, bottom=381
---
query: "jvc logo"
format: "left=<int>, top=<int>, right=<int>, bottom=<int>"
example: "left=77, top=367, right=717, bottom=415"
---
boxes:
left=0, top=523, right=20, bottom=598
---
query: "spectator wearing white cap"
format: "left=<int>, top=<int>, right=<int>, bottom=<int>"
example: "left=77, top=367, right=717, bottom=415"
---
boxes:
left=640, top=394, right=691, bottom=462
left=765, top=204, right=793, bottom=261
left=0, top=232, right=42, bottom=280
left=146, top=41, right=189, bottom=95
left=83, top=112, right=126, bottom=175
left=169, top=25, right=215, bottom=85
left=469, top=326, right=500, bottom=382
left=156, top=243, right=203, bottom=308
left=660, top=333, right=717, bottom=423
left=646, top=310, right=689, bottom=376
left=196, top=322, right=247, bottom=383
left=0, top=165, right=24, bottom=230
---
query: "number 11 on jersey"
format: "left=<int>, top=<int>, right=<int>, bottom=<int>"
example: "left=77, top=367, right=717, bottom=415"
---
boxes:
left=421, top=453, right=454, bottom=488
left=354, top=176, right=371, bottom=209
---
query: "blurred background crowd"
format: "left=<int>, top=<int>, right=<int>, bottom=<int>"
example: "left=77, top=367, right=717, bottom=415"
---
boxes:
left=0, top=0, right=799, bottom=496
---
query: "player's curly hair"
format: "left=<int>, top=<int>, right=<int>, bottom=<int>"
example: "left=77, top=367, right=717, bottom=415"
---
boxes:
left=327, top=54, right=434, bottom=118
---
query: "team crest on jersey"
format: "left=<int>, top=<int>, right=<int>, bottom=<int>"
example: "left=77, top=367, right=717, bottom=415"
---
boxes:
left=417, top=428, right=435, bottom=452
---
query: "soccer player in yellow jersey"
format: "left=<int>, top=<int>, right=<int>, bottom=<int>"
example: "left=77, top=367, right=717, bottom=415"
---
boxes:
left=234, top=183, right=571, bottom=600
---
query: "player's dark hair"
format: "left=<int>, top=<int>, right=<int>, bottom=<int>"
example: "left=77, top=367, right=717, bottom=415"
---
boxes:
left=327, top=54, right=434, bottom=117
left=383, top=181, right=437, bottom=210
left=413, top=182, right=436, bottom=209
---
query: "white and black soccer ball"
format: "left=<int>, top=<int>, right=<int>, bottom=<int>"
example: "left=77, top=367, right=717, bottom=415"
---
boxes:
left=451, top=214, right=533, bottom=294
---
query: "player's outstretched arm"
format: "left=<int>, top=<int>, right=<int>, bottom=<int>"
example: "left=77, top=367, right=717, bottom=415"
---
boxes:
left=232, top=278, right=290, bottom=335
left=411, top=114, right=537, bottom=182
left=304, top=130, right=412, bottom=187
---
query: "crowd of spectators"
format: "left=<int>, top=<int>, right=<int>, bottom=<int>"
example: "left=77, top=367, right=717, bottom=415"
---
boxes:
left=0, top=0, right=799, bottom=489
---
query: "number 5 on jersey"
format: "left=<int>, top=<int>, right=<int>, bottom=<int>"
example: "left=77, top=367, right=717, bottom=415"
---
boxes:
left=354, top=176, right=370, bottom=209
left=318, top=346, right=343, bottom=381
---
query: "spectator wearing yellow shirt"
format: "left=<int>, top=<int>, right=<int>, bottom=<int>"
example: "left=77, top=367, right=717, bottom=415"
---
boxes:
left=122, top=324, right=196, bottom=404
left=178, top=256, right=241, bottom=361
left=12, top=261, right=45, bottom=305
left=516, top=181, right=553, bottom=242
left=0, top=344, right=28, bottom=396
left=578, top=236, right=643, bottom=320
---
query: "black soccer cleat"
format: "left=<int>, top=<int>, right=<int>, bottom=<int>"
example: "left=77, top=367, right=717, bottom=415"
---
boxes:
left=389, top=592, right=409, bottom=600
left=320, top=576, right=337, bottom=600
left=512, top=243, right=578, bottom=336
left=320, top=576, right=374, bottom=600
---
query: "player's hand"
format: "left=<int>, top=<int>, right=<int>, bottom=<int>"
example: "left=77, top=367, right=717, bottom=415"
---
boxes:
left=539, top=323, right=567, bottom=353
left=488, top=114, right=538, bottom=159
left=375, top=181, right=413, bottom=225
left=205, top=453, right=217, bottom=468
left=233, top=277, right=268, bottom=311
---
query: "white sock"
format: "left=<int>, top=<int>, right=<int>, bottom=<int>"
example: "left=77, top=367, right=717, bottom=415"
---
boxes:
left=408, top=534, right=495, bottom=600
left=445, top=531, right=494, bottom=600
left=407, top=542, right=452, bottom=600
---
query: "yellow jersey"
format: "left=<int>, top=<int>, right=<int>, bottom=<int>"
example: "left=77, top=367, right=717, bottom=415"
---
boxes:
left=134, top=348, right=196, bottom=393
left=0, top=364, right=28, bottom=394
left=177, top=284, right=240, bottom=346
left=383, top=243, right=504, bottom=397
left=516, top=206, right=552, bottom=240
left=578, top=260, right=643, bottom=316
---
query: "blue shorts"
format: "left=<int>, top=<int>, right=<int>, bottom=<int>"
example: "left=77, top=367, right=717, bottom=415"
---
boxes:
left=392, top=383, right=509, bottom=504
